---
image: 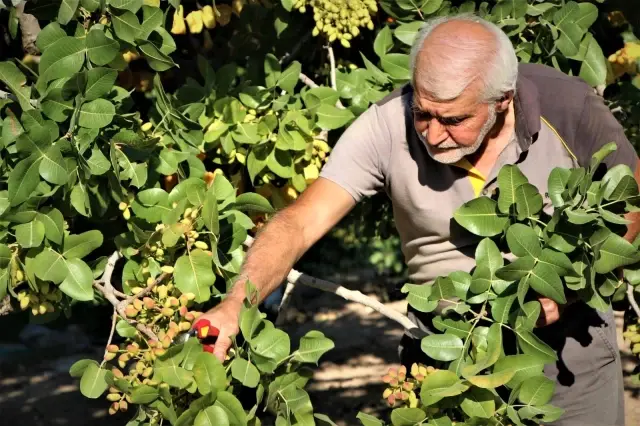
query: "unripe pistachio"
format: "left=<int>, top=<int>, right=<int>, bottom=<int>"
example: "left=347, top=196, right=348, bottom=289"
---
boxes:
left=107, top=393, right=121, bottom=402
left=143, top=297, right=155, bottom=309
left=133, top=299, right=143, bottom=311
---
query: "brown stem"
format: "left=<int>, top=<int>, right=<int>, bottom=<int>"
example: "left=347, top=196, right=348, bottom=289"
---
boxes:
left=627, top=284, right=640, bottom=319
left=100, top=307, right=118, bottom=368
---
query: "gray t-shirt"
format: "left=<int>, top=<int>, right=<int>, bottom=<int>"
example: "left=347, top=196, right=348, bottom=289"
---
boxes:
left=320, top=63, right=638, bottom=285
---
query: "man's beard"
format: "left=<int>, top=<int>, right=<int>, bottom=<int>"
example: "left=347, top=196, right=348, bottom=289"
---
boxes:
left=419, top=105, right=498, bottom=165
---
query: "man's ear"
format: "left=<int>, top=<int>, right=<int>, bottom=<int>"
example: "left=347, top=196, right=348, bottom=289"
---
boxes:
left=495, top=90, right=514, bottom=113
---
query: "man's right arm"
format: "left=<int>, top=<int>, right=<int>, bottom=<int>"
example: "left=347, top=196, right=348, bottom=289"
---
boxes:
left=198, top=102, right=391, bottom=361
left=198, top=177, right=356, bottom=361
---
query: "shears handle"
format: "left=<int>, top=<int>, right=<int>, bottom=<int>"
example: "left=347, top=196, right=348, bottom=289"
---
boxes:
left=193, top=319, right=220, bottom=354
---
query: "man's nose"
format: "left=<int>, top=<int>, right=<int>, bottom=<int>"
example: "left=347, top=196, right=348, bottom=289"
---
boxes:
left=426, top=119, right=448, bottom=145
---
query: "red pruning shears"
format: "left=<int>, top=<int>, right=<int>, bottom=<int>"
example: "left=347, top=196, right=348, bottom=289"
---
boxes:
left=173, top=319, right=219, bottom=353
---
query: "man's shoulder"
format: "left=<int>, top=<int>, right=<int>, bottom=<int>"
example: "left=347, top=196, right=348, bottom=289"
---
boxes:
left=518, top=62, right=592, bottom=118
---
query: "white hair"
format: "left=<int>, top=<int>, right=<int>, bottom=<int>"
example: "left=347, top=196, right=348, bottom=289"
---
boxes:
left=409, top=14, right=518, bottom=103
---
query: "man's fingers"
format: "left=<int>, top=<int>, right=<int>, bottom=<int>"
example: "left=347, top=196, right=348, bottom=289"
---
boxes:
left=212, top=332, right=232, bottom=362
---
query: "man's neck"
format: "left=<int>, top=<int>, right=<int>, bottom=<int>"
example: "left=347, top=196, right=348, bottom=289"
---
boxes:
left=468, top=102, right=517, bottom=178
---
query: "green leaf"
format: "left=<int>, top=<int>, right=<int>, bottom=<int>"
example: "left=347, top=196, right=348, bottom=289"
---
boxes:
left=578, top=32, right=606, bottom=86
left=81, top=0, right=101, bottom=11
left=39, top=36, right=86, bottom=85
left=565, top=208, right=597, bottom=225
left=594, top=233, right=640, bottom=274
left=0, top=62, right=33, bottom=111
left=460, top=388, right=495, bottom=419
left=470, top=265, right=492, bottom=294
left=195, top=406, right=230, bottom=426
left=86, top=28, right=120, bottom=66
left=233, top=193, right=274, bottom=214
left=526, top=263, right=566, bottom=304
left=33, top=248, right=68, bottom=284
left=519, top=375, right=555, bottom=406
left=390, top=408, right=426, bottom=426
left=38, top=145, right=68, bottom=185
left=250, top=327, right=290, bottom=364
left=420, top=334, right=463, bottom=362
left=394, top=21, right=424, bottom=46
left=454, top=197, right=508, bottom=237
left=58, top=0, right=79, bottom=25
left=111, top=10, right=141, bottom=43
left=498, top=165, right=528, bottom=213
left=63, top=230, right=103, bottom=259
left=37, top=22, right=66, bottom=52
left=277, top=61, right=300, bottom=94
left=109, top=0, right=142, bottom=13
left=202, top=185, right=219, bottom=235
left=88, top=147, right=111, bottom=175
left=85, top=67, right=117, bottom=101
left=357, top=412, right=384, bottom=426
left=374, top=26, right=393, bottom=57
left=432, top=317, right=472, bottom=339
left=315, top=104, right=354, bottom=130
left=174, top=249, right=216, bottom=303
left=401, top=284, right=438, bottom=312
left=547, top=167, right=571, bottom=207
left=515, top=183, right=543, bottom=220
left=79, top=363, right=108, bottom=399
left=193, top=353, right=226, bottom=395
left=8, top=157, right=42, bottom=206
left=15, top=220, right=45, bottom=248
left=496, top=256, right=536, bottom=281
left=231, top=358, right=260, bottom=388
left=516, top=329, right=557, bottom=362
left=155, top=351, right=194, bottom=389
left=380, top=53, right=410, bottom=80
left=41, top=89, right=74, bottom=122
left=60, top=258, right=94, bottom=301
left=495, top=354, right=546, bottom=388
left=140, top=5, right=164, bottom=38
left=116, top=320, right=137, bottom=338
left=430, top=276, right=456, bottom=300
left=264, top=53, right=281, bottom=88
left=138, top=40, right=176, bottom=72
left=130, top=385, right=159, bottom=404
left=538, top=249, right=577, bottom=277
left=467, top=369, right=515, bottom=389
left=607, top=175, right=639, bottom=202
left=293, top=330, right=335, bottom=364
left=506, top=224, right=541, bottom=258
left=519, top=404, right=564, bottom=423
left=589, top=142, right=617, bottom=175
left=213, top=391, right=247, bottom=426
left=0, top=245, right=11, bottom=269
left=78, top=99, right=115, bottom=129
left=70, top=359, right=96, bottom=378
left=491, top=293, right=517, bottom=323
left=420, top=369, right=467, bottom=405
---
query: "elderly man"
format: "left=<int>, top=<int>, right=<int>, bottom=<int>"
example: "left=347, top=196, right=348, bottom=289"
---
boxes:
left=199, top=15, right=639, bottom=425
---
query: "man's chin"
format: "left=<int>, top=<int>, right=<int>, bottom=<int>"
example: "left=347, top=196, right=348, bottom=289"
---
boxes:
left=427, top=147, right=465, bottom=164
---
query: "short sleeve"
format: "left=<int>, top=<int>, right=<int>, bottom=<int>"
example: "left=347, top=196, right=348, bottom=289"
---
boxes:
left=574, top=90, right=638, bottom=174
left=319, top=104, right=390, bottom=203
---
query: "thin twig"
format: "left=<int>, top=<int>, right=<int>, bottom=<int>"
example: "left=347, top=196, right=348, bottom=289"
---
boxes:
left=125, top=272, right=169, bottom=304
left=627, top=285, right=640, bottom=318
left=242, top=237, right=423, bottom=335
left=0, top=89, right=38, bottom=107
left=280, top=31, right=313, bottom=66
left=327, top=45, right=337, bottom=91
left=100, top=307, right=118, bottom=368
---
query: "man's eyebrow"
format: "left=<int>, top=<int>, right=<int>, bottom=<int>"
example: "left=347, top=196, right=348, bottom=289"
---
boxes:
left=411, top=105, right=471, bottom=120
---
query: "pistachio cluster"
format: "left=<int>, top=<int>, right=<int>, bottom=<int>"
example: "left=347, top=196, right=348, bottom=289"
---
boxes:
left=381, top=363, right=440, bottom=412
left=293, top=0, right=377, bottom=47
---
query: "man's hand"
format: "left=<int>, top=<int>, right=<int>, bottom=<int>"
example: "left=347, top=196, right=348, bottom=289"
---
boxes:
left=536, top=297, right=563, bottom=327
left=193, top=298, right=243, bottom=362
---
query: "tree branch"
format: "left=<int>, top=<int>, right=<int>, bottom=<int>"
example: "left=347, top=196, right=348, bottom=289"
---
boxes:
left=0, top=89, right=38, bottom=107
left=242, top=236, right=423, bottom=335
left=627, top=284, right=640, bottom=319
left=94, top=251, right=158, bottom=341
left=327, top=45, right=337, bottom=91
left=16, top=2, right=40, bottom=56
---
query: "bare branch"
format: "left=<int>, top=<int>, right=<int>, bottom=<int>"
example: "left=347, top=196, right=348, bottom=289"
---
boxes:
left=125, top=272, right=169, bottom=304
left=627, top=284, right=640, bottom=319
left=242, top=236, right=423, bottom=335
left=95, top=251, right=158, bottom=341
left=327, top=45, right=337, bottom=91
left=299, top=73, right=319, bottom=89
left=280, top=31, right=313, bottom=66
